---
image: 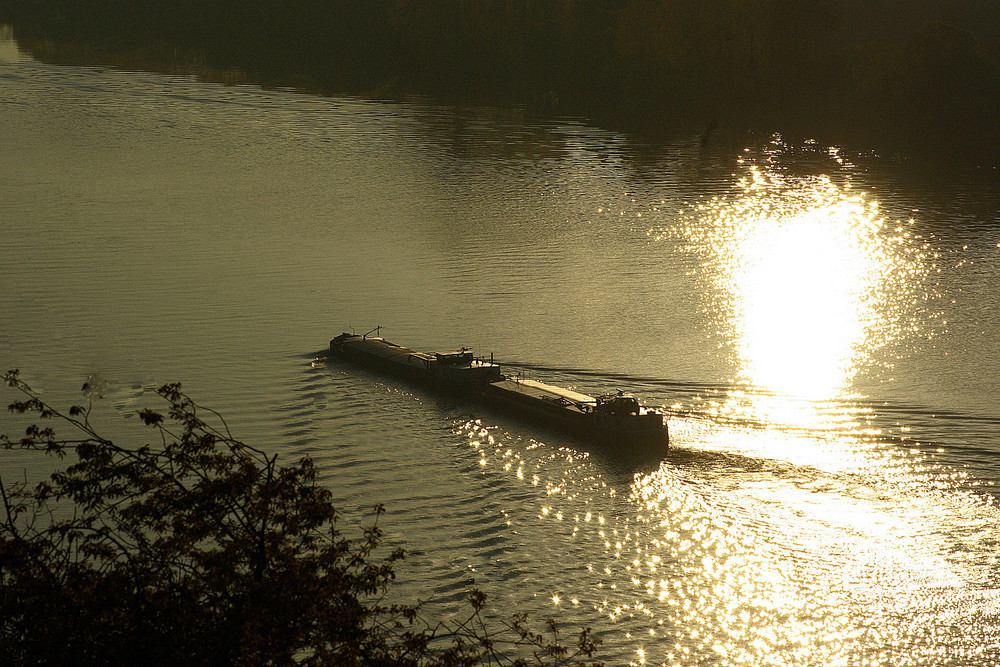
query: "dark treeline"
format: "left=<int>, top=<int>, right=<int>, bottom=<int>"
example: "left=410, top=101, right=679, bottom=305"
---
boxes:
left=3, top=0, right=1000, bottom=162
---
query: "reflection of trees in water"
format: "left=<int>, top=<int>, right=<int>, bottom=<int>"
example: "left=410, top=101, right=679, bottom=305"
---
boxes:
left=3, top=0, right=999, bottom=160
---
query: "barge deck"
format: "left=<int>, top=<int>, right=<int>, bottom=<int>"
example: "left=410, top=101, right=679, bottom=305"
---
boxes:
left=328, top=329, right=668, bottom=455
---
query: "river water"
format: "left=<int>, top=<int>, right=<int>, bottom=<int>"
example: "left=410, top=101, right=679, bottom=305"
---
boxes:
left=3, top=32, right=1000, bottom=665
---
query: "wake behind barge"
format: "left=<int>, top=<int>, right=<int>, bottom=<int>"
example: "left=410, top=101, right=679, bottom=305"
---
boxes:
left=329, top=331, right=668, bottom=455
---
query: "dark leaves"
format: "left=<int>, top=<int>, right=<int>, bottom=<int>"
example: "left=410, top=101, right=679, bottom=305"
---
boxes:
left=1, top=375, right=604, bottom=666
left=138, top=408, right=164, bottom=426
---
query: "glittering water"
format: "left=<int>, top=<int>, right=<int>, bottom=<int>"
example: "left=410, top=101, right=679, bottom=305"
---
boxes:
left=3, top=34, right=1000, bottom=665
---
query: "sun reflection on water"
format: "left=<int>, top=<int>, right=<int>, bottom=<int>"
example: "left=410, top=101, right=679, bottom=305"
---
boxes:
left=454, top=157, right=999, bottom=666
left=623, top=449, right=1000, bottom=667
left=461, top=408, right=1000, bottom=666
left=685, top=164, right=931, bottom=432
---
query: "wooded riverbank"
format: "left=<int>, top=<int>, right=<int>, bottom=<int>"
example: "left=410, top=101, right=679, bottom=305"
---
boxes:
left=4, top=0, right=999, bottom=162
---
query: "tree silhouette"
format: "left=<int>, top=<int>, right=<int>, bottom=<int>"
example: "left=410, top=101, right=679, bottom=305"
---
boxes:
left=1, top=370, right=602, bottom=666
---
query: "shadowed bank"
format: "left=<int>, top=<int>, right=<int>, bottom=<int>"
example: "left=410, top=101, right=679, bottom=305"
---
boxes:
left=2, top=0, right=1000, bottom=163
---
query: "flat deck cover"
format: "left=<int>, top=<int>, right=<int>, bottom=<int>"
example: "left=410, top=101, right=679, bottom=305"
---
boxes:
left=345, top=337, right=414, bottom=359
left=345, top=337, right=495, bottom=371
left=493, top=378, right=596, bottom=406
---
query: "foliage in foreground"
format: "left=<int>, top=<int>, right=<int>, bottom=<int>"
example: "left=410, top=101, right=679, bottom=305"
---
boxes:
left=0, top=370, right=602, bottom=666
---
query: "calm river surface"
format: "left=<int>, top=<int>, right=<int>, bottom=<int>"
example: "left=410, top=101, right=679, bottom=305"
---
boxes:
left=4, top=32, right=1000, bottom=665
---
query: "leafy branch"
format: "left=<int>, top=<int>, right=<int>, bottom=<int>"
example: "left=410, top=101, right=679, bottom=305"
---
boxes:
left=1, top=369, right=602, bottom=666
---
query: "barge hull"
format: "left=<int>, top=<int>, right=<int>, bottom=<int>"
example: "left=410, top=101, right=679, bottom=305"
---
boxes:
left=331, top=333, right=501, bottom=390
left=329, top=331, right=668, bottom=455
left=485, top=379, right=668, bottom=454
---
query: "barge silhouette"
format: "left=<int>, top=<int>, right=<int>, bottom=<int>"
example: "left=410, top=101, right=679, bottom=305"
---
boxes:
left=329, top=329, right=669, bottom=455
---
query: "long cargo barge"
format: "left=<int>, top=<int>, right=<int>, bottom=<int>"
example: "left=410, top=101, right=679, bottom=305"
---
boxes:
left=328, top=329, right=669, bottom=455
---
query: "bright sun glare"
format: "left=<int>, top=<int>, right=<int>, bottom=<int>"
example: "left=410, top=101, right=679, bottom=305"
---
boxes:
left=696, top=166, right=922, bottom=404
